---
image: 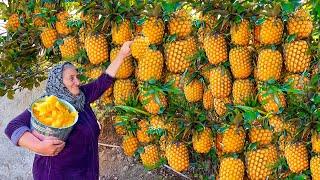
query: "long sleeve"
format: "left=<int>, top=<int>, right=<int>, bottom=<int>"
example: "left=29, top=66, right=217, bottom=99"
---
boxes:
left=4, top=109, right=31, bottom=145
left=80, top=73, right=114, bottom=104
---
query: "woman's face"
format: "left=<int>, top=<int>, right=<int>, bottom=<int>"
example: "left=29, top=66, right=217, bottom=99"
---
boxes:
left=62, top=67, right=80, bottom=96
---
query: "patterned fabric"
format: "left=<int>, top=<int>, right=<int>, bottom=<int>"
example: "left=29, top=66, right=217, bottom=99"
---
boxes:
left=42, top=62, right=86, bottom=111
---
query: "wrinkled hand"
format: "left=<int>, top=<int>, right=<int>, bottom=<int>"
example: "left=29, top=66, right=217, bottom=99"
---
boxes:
left=33, top=130, right=65, bottom=156
left=118, top=41, right=133, bottom=59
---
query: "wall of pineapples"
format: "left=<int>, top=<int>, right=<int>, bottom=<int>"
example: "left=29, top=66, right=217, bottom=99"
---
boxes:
left=1, top=0, right=320, bottom=179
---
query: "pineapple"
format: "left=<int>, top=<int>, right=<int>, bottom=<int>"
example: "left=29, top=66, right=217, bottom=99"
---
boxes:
left=258, top=17, right=283, bottom=45
left=203, top=34, right=228, bottom=65
left=59, top=37, right=79, bottom=60
left=100, top=86, right=113, bottom=104
left=221, top=125, right=246, bottom=153
left=6, top=13, right=20, bottom=31
left=203, top=89, right=214, bottom=110
left=284, top=73, right=310, bottom=90
left=232, top=79, right=255, bottom=105
left=113, top=79, right=135, bottom=105
left=110, top=47, right=134, bottom=79
left=114, top=116, right=126, bottom=135
left=40, top=28, right=58, bottom=48
left=56, top=20, right=72, bottom=36
left=219, top=157, right=245, bottom=180
left=258, top=90, right=286, bottom=113
left=137, top=120, right=153, bottom=143
left=140, top=145, right=160, bottom=169
left=183, top=79, right=204, bottom=102
left=165, top=37, right=197, bottom=73
left=230, top=19, right=250, bottom=46
left=213, top=97, right=232, bottom=116
left=165, top=73, right=184, bottom=90
left=268, top=115, right=285, bottom=133
left=246, top=145, right=279, bottom=180
left=229, top=47, right=252, bottom=79
left=150, top=115, right=165, bottom=130
left=131, top=36, right=150, bottom=60
left=249, top=127, right=273, bottom=145
left=137, top=49, right=163, bottom=81
left=312, top=133, right=320, bottom=153
left=111, top=19, right=133, bottom=45
left=279, top=122, right=297, bottom=151
left=256, top=49, right=282, bottom=81
left=165, top=142, right=189, bottom=172
left=284, top=143, right=309, bottom=173
left=168, top=9, right=192, bottom=39
left=284, top=40, right=311, bottom=73
left=139, top=90, right=167, bottom=114
left=85, top=66, right=103, bottom=79
left=142, top=17, right=164, bottom=44
left=85, top=34, right=108, bottom=65
left=192, top=128, right=214, bottom=153
left=200, top=64, right=212, bottom=82
left=197, top=13, right=216, bottom=45
left=122, top=135, right=139, bottom=156
left=209, top=67, right=232, bottom=98
left=287, top=9, right=313, bottom=39
left=56, top=11, right=69, bottom=21
left=311, top=156, right=320, bottom=180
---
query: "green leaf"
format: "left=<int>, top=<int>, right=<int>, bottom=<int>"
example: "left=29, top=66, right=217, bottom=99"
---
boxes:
left=255, top=17, right=265, bottom=25
left=286, top=34, right=296, bottom=43
left=281, top=2, right=294, bottom=14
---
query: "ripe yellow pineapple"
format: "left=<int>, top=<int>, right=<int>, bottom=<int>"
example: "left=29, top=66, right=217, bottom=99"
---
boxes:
left=284, top=143, right=309, bottom=173
left=284, top=73, right=309, bottom=90
left=232, top=79, right=255, bottom=105
left=122, top=135, right=139, bottom=156
left=139, top=90, right=167, bottom=114
left=192, top=128, right=213, bottom=153
left=183, top=79, right=204, bottom=102
left=229, top=47, right=252, bottom=79
left=165, top=73, right=184, bottom=90
left=131, top=36, right=150, bottom=60
left=140, top=145, right=160, bottom=169
left=268, top=115, right=285, bottom=133
left=165, top=37, right=197, bottom=73
left=256, top=49, right=282, bottom=81
left=203, top=89, right=214, bottom=110
left=33, top=10, right=46, bottom=27
left=209, top=67, right=232, bottom=98
left=137, top=120, right=153, bottom=143
left=56, top=20, right=72, bottom=36
left=213, top=97, right=232, bottom=116
left=137, top=49, right=163, bottom=81
left=219, top=157, right=245, bottom=180
left=112, top=19, right=133, bottom=45
left=113, top=79, right=135, bottom=105
left=279, top=122, right=297, bottom=151
left=142, top=17, right=164, bottom=44
left=110, top=47, right=134, bottom=79
left=197, top=13, right=216, bottom=45
left=284, top=40, right=311, bottom=73
left=85, top=66, right=103, bottom=79
left=150, top=115, right=165, bottom=130
left=312, top=133, right=320, bottom=153
left=311, top=156, right=320, bottom=180
left=114, top=116, right=126, bottom=135
left=165, top=142, right=189, bottom=172
left=287, top=9, right=313, bottom=39
left=85, top=34, right=108, bottom=65
left=221, top=125, right=246, bottom=153
left=203, top=34, right=228, bottom=65
left=258, top=90, right=286, bottom=113
left=258, top=17, right=283, bottom=45
left=100, top=87, right=113, bottom=104
left=230, top=19, right=250, bottom=46
left=40, top=28, right=58, bottom=48
left=246, top=145, right=278, bottom=180
left=56, top=11, right=69, bottom=21
left=6, top=13, right=20, bottom=31
left=168, top=9, right=192, bottom=39
left=249, top=127, right=273, bottom=145
left=59, top=37, right=79, bottom=60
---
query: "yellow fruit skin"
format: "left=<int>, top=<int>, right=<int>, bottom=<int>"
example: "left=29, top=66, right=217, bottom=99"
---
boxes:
left=249, top=128, right=273, bottom=145
left=312, top=133, right=320, bottom=153
left=258, top=91, right=286, bottom=114
left=59, top=37, right=79, bottom=59
left=112, top=19, right=133, bottom=45
left=229, top=47, right=252, bottom=79
left=113, top=79, right=135, bottom=105
left=287, top=9, right=313, bottom=39
left=85, top=67, right=102, bottom=79
left=284, top=40, right=311, bottom=73
left=131, top=36, right=150, bottom=60
left=259, top=17, right=283, bottom=45
left=219, top=157, right=245, bottom=180
left=165, top=38, right=197, bottom=73
left=165, top=73, right=184, bottom=90
left=168, top=10, right=192, bottom=39
left=192, top=128, right=214, bottom=153
left=268, top=115, right=284, bottom=133
left=203, top=89, right=214, bottom=110
left=40, top=28, right=58, bottom=48
left=246, top=145, right=278, bottom=180
left=209, top=67, right=232, bottom=98
left=184, top=79, right=204, bottom=102
left=230, top=19, right=250, bottom=46
left=137, top=120, right=153, bottom=143
left=222, top=126, right=246, bottom=153
left=197, top=13, right=216, bottom=45
left=6, top=14, right=20, bottom=31
left=311, top=156, right=320, bottom=180
left=204, top=34, right=228, bottom=65
left=284, top=143, right=309, bottom=173
left=56, top=20, right=72, bottom=36
left=166, top=142, right=189, bottom=172
left=140, top=145, right=160, bottom=169
left=114, top=116, right=126, bottom=136
left=213, top=97, right=231, bottom=116
left=232, top=79, right=254, bottom=105
left=256, top=49, right=282, bottom=81
left=85, top=34, right=108, bottom=65
left=122, top=136, right=139, bottom=156
left=142, top=17, right=164, bottom=44
left=137, top=50, right=163, bottom=81
left=140, top=91, right=167, bottom=115
left=284, top=74, right=309, bottom=90
left=110, top=47, right=134, bottom=79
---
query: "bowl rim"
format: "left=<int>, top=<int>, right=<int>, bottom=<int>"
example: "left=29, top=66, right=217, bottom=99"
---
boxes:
left=30, top=96, right=79, bottom=130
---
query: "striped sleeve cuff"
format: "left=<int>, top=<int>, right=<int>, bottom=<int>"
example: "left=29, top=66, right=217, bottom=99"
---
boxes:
left=11, top=126, right=30, bottom=146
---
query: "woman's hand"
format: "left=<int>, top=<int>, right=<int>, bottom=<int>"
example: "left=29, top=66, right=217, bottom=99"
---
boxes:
left=118, top=41, right=133, bottom=59
left=33, top=130, right=65, bottom=156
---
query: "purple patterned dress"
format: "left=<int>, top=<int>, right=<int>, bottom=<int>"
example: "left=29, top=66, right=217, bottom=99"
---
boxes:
left=5, top=73, right=114, bottom=180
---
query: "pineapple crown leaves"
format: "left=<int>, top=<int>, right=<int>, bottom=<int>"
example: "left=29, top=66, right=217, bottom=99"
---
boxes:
left=271, top=157, right=290, bottom=178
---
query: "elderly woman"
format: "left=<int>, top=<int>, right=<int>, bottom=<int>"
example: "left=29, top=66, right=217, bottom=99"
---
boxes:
left=4, top=41, right=133, bottom=180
